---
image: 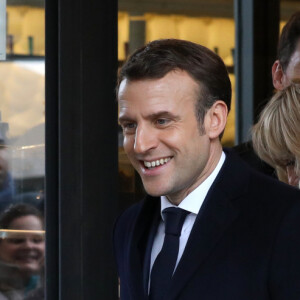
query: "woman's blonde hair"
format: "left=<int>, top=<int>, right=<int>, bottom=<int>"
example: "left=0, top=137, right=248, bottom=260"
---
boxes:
left=252, top=84, right=300, bottom=184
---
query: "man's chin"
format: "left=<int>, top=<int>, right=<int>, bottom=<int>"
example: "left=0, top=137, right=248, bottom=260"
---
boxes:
left=141, top=176, right=175, bottom=197
left=143, top=185, right=166, bottom=198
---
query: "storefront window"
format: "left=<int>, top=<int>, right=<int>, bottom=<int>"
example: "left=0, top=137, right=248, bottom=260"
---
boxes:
left=0, top=1, right=45, bottom=298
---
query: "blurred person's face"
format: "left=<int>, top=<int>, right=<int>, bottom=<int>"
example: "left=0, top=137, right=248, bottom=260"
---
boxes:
left=272, top=39, right=300, bottom=90
left=0, top=215, right=45, bottom=276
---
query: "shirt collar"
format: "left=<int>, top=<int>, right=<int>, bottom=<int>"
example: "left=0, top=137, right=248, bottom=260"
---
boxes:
left=160, top=151, right=226, bottom=219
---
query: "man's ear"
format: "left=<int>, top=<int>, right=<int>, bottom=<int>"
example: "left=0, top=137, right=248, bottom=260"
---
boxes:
left=272, top=60, right=286, bottom=91
left=205, top=100, right=228, bottom=139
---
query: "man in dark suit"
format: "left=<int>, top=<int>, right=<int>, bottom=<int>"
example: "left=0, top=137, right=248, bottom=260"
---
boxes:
left=234, top=11, right=300, bottom=180
left=114, top=39, right=300, bottom=300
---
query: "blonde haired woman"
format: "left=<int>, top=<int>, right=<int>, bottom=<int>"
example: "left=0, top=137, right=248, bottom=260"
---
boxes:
left=252, top=84, right=300, bottom=188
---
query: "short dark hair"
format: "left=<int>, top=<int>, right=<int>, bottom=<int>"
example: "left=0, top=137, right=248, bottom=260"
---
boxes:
left=0, top=203, right=43, bottom=229
left=117, top=39, right=231, bottom=133
left=278, top=11, right=300, bottom=72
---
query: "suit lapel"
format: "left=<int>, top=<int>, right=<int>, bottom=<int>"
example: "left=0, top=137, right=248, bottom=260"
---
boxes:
left=167, top=149, right=250, bottom=299
left=127, top=196, right=160, bottom=300
left=142, top=210, right=161, bottom=294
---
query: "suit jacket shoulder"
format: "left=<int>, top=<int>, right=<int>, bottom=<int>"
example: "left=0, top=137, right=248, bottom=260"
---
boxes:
left=233, top=141, right=277, bottom=178
left=113, top=200, right=144, bottom=267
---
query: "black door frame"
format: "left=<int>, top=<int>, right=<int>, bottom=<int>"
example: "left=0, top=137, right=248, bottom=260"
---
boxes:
left=234, top=0, right=279, bottom=143
left=45, top=0, right=119, bottom=298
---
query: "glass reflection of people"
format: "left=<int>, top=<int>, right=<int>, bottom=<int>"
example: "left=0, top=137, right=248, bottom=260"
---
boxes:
left=252, top=84, right=300, bottom=188
left=0, top=120, right=14, bottom=213
left=0, top=203, right=44, bottom=299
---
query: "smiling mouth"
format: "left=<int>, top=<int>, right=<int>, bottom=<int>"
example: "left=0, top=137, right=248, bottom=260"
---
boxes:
left=143, top=157, right=172, bottom=169
left=15, top=253, right=41, bottom=262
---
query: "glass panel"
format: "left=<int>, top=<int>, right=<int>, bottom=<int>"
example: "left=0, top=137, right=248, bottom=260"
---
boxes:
left=0, top=1, right=45, bottom=299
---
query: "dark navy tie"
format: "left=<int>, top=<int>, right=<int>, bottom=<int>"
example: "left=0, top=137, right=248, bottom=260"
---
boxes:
left=149, top=207, right=190, bottom=300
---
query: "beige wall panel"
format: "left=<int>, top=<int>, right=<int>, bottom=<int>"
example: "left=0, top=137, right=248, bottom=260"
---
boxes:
left=145, top=14, right=179, bottom=41
left=206, top=18, right=234, bottom=60
left=118, top=12, right=130, bottom=61
left=176, top=17, right=210, bottom=46
left=7, top=6, right=45, bottom=55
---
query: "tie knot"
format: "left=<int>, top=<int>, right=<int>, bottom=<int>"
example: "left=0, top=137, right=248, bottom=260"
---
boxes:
left=163, top=207, right=190, bottom=237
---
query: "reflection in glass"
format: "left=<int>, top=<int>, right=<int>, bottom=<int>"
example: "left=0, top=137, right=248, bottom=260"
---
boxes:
left=0, top=2, right=45, bottom=298
left=0, top=203, right=45, bottom=299
left=0, top=59, right=45, bottom=214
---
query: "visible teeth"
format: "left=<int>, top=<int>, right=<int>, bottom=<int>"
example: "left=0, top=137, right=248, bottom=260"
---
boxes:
left=144, top=157, right=171, bottom=168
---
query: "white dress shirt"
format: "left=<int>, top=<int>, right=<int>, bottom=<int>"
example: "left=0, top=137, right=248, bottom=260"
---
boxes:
left=149, top=151, right=226, bottom=280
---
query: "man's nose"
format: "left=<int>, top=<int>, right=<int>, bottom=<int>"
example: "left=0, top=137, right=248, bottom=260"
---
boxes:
left=134, top=126, right=158, bottom=154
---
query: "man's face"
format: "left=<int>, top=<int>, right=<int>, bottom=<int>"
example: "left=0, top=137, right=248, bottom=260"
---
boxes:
left=118, top=70, right=217, bottom=204
left=273, top=39, right=300, bottom=90
left=282, top=40, right=300, bottom=87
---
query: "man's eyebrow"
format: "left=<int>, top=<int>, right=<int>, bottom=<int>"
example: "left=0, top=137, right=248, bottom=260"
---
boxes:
left=119, top=111, right=180, bottom=123
left=147, top=111, right=180, bottom=120
left=118, top=115, right=133, bottom=123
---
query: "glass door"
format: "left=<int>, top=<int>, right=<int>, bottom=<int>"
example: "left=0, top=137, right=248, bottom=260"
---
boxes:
left=0, top=1, right=45, bottom=299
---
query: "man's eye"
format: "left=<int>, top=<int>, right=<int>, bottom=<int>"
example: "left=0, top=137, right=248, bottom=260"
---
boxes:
left=156, top=119, right=168, bottom=125
left=122, top=123, right=136, bottom=132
